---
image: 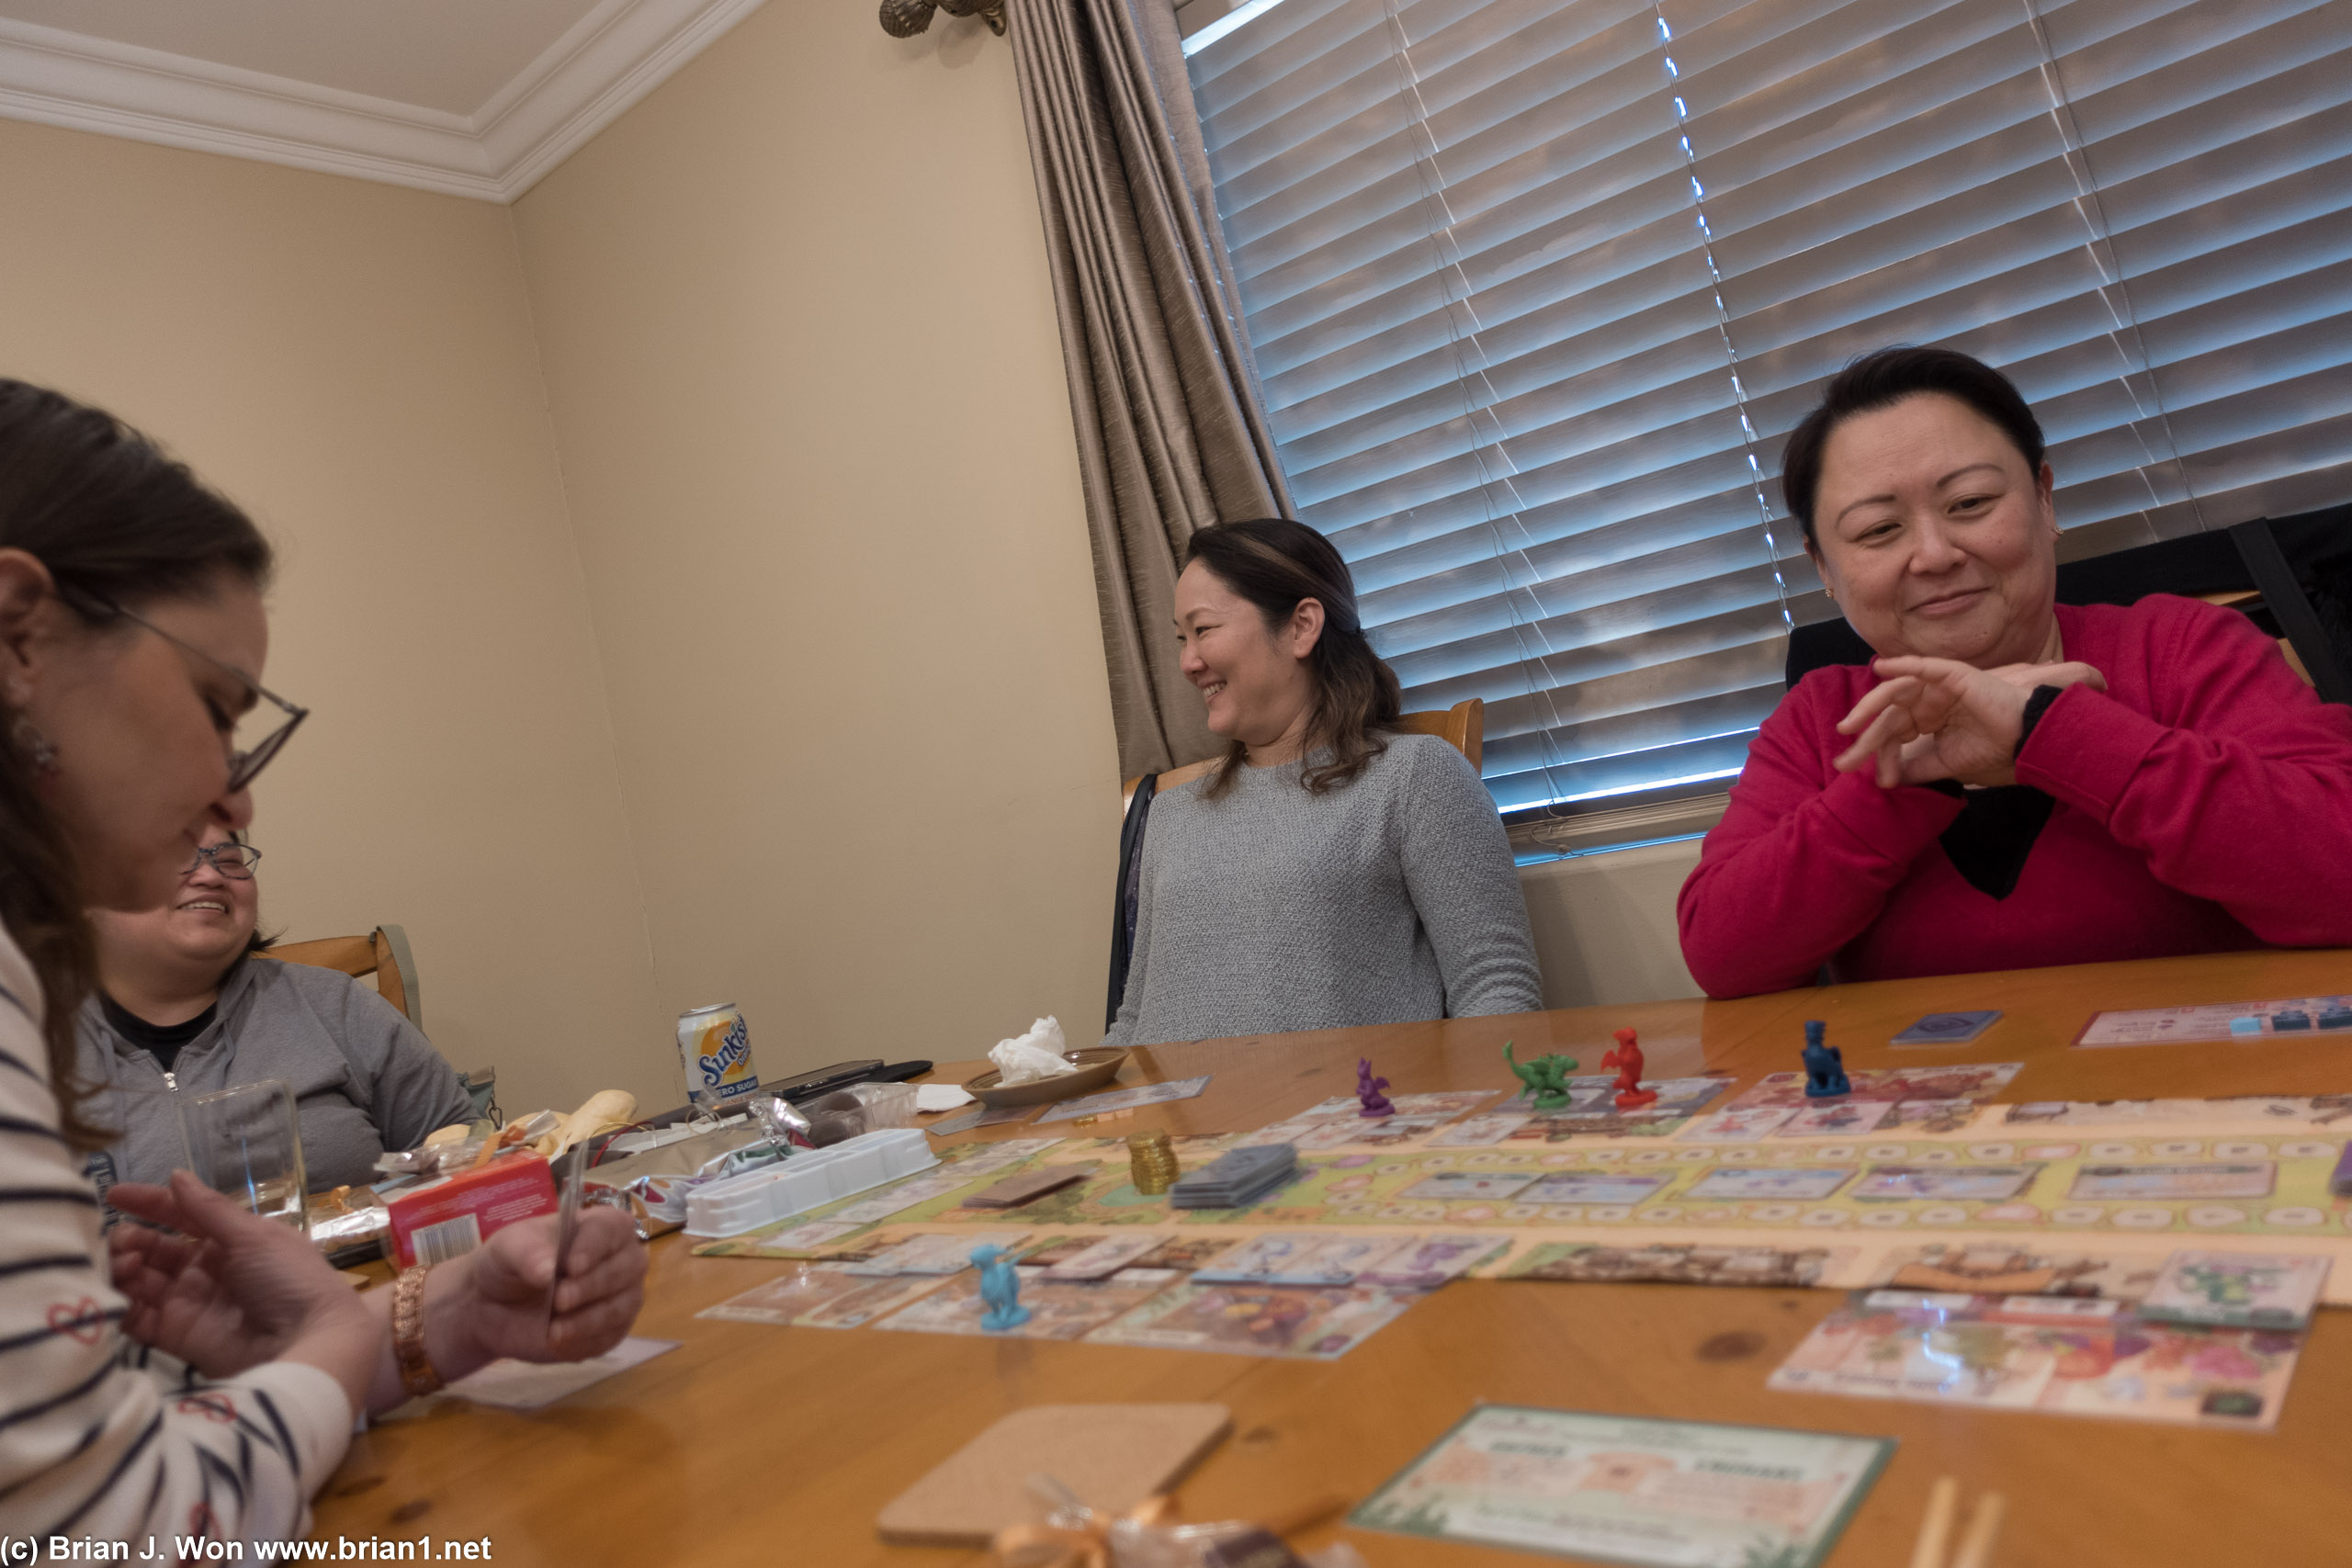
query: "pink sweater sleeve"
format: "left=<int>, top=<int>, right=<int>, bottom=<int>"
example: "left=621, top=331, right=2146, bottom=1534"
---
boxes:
left=2017, top=604, right=2352, bottom=946
left=1678, top=678, right=1963, bottom=998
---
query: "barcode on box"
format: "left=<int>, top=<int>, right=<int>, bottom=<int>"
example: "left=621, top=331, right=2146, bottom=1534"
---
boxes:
left=412, top=1213, right=482, bottom=1266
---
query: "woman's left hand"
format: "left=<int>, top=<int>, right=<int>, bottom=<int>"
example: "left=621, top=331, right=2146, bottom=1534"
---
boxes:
left=1834, top=657, right=2107, bottom=788
left=429, top=1204, right=648, bottom=1370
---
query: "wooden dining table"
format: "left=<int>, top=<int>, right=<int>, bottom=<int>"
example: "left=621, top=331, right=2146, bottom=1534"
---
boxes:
left=315, top=945, right=2352, bottom=1567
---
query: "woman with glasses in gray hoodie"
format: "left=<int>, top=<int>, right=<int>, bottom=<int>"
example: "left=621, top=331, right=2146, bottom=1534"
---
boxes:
left=77, top=826, right=475, bottom=1196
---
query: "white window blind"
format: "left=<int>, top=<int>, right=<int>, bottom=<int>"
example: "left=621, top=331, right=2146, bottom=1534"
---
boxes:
left=1180, top=0, right=2352, bottom=814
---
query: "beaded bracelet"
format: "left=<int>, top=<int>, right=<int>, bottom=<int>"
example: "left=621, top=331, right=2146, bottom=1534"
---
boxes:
left=391, top=1265, right=444, bottom=1398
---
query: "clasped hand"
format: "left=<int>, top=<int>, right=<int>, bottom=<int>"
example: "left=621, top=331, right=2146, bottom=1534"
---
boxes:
left=1833, top=656, right=2106, bottom=789
left=110, top=1171, right=648, bottom=1410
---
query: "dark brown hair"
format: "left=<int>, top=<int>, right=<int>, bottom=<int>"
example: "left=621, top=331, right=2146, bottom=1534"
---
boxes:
left=0, top=379, right=273, bottom=1145
left=1185, top=518, right=1402, bottom=798
left=1781, top=346, right=2047, bottom=547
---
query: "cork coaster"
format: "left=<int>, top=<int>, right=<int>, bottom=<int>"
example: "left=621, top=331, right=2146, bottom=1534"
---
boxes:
left=876, top=1403, right=1232, bottom=1546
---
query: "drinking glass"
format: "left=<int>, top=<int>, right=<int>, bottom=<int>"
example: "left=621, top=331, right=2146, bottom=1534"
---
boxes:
left=181, top=1079, right=308, bottom=1226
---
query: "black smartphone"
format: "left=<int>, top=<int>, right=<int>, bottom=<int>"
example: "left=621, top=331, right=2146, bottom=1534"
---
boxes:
left=765, top=1059, right=885, bottom=1101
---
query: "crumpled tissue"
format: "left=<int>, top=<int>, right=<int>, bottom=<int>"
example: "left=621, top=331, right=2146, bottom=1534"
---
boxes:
left=989, top=1016, right=1076, bottom=1085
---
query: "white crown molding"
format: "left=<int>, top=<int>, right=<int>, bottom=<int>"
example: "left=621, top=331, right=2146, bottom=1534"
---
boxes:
left=0, top=0, right=771, bottom=204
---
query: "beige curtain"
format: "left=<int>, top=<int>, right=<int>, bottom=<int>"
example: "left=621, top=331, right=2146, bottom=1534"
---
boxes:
left=1008, top=0, right=1294, bottom=779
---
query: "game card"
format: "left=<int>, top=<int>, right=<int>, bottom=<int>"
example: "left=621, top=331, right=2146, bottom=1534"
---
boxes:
left=872, top=1269, right=1173, bottom=1340
left=1867, top=1244, right=2165, bottom=1301
left=1685, top=1166, right=1857, bottom=1201
left=1039, top=1233, right=1165, bottom=1281
left=1350, top=1115, right=1453, bottom=1149
left=1361, top=1233, right=1508, bottom=1289
left=2066, top=1162, right=2276, bottom=1200
left=1085, top=1281, right=1417, bottom=1359
left=1781, top=1100, right=1897, bottom=1136
left=1397, top=1170, right=1539, bottom=1202
left=698, top=1265, right=950, bottom=1328
left=1036, top=1076, right=1212, bottom=1123
left=1770, top=1291, right=2304, bottom=1427
left=841, top=1230, right=1030, bottom=1275
left=1263, top=1233, right=1419, bottom=1285
left=756, top=1220, right=865, bottom=1253
left=1724, top=1064, right=2020, bottom=1113
left=1677, top=1106, right=1796, bottom=1142
left=1351, top=1405, right=1889, bottom=1568
left=1883, top=1099, right=1977, bottom=1133
left=1518, top=1170, right=1674, bottom=1206
left=1130, top=1235, right=1240, bottom=1272
left=1892, top=1010, right=2002, bottom=1045
left=1425, top=1112, right=1532, bottom=1146
left=924, top=1103, right=1039, bottom=1137
left=1851, top=1164, right=2039, bottom=1201
left=1193, top=1231, right=1336, bottom=1282
left=2139, top=1250, right=2331, bottom=1329
left=1505, top=1243, right=1846, bottom=1288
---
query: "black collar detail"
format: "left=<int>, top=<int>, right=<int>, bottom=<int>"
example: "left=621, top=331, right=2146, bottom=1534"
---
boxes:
left=1938, top=785, right=2055, bottom=900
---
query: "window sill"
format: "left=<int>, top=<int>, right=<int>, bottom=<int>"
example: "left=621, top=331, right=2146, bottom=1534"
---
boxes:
left=1507, top=792, right=1728, bottom=866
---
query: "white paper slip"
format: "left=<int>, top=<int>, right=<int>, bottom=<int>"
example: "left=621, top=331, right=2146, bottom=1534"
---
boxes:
left=915, top=1084, right=977, bottom=1112
left=444, top=1337, right=679, bottom=1412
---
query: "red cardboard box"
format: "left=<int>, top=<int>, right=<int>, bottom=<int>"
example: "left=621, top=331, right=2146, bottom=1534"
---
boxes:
left=386, top=1151, right=557, bottom=1268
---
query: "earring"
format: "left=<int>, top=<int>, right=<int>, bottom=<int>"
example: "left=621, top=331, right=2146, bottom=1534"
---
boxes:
left=9, top=715, right=57, bottom=773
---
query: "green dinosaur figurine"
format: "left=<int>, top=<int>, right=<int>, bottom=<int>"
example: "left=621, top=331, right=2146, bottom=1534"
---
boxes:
left=1503, top=1040, right=1579, bottom=1111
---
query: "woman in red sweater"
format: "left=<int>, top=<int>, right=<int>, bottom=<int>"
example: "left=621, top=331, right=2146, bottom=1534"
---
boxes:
left=1679, top=347, right=2352, bottom=998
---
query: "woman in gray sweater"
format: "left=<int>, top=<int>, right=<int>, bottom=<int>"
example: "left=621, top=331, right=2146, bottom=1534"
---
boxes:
left=1106, top=519, right=1542, bottom=1048
left=76, top=826, right=475, bottom=1193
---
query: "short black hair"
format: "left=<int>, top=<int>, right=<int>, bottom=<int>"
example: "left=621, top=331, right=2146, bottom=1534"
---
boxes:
left=1781, top=346, right=2046, bottom=547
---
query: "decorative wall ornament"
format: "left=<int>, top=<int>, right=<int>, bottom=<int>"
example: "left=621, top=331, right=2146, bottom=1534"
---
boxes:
left=879, top=0, right=1005, bottom=38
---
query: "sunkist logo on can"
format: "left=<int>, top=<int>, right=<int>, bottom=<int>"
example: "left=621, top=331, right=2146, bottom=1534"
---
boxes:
left=678, top=1003, right=759, bottom=1108
left=696, top=1016, right=754, bottom=1093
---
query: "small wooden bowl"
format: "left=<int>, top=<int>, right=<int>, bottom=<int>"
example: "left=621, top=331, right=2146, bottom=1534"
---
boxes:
left=963, top=1047, right=1129, bottom=1107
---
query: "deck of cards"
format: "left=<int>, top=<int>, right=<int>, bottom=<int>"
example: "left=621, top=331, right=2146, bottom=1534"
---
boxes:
left=1170, top=1144, right=1298, bottom=1210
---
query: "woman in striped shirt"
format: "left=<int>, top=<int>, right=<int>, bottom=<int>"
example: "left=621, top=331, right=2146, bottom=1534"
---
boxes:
left=0, top=380, right=647, bottom=1553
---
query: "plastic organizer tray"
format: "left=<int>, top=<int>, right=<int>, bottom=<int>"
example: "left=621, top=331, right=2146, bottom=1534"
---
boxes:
left=683, top=1128, right=938, bottom=1238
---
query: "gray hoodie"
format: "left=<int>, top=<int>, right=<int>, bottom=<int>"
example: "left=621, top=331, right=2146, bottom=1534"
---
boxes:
left=75, top=955, right=477, bottom=1193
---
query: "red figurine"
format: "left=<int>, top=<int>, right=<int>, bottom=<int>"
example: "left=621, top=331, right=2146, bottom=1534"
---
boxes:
left=1601, top=1027, right=1657, bottom=1110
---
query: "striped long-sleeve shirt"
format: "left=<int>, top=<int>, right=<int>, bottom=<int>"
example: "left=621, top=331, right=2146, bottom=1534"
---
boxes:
left=0, top=923, right=353, bottom=1557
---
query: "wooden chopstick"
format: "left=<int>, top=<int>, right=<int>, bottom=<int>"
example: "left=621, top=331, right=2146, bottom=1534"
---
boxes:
left=1951, top=1492, right=2007, bottom=1568
left=1907, top=1476, right=1961, bottom=1568
left=1910, top=1477, right=2005, bottom=1568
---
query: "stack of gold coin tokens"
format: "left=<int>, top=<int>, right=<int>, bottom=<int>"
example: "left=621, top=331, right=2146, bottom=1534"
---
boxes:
left=1127, top=1130, right=1179, bottom=1195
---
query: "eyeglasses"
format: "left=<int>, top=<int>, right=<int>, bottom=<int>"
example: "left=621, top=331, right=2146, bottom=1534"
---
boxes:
left=187, top=840, right=262, bottom=879
left=87, top=596, right=309, bottom=793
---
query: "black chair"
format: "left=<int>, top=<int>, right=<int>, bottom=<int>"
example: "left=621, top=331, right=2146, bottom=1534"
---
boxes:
left=1784, top=506, right=2352, bottom=705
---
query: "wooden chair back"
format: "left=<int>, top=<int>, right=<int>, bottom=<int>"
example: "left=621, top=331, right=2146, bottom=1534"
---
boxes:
left=1120, top=698, right=1485, bottom=808
left=259, top=924, right=422, bottom=1026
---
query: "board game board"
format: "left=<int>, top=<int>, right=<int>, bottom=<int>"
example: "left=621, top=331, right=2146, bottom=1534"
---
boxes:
left=693, top=1105, right=2352, bottom=1305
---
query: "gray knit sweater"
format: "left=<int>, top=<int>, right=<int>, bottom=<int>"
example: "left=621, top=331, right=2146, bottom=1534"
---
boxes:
left=1105, top=732, right=1544, bottom=1047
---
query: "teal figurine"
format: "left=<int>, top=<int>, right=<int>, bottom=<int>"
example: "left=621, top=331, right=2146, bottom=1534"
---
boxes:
left=972, top=1245, right=1031, bottom=1331
left=1802, top=1020, right=1849, bottom=1098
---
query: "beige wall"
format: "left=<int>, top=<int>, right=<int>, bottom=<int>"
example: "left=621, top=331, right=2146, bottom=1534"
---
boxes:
left=0, top=117, right=672, bottom=1118
left=510, top=1, right=1119, bottom=1078
left=1520, top=842, right=1705, bottom=1010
